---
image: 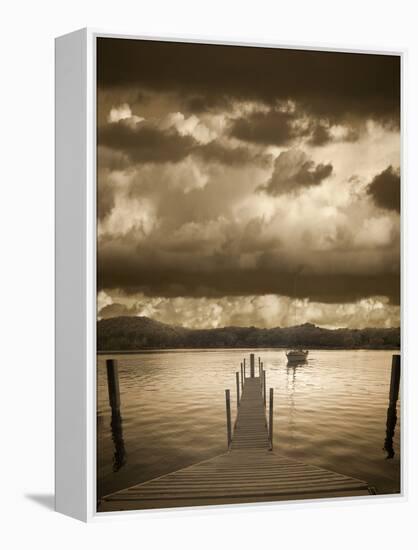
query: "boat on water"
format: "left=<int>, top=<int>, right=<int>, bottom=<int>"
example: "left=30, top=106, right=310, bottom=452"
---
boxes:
left=286, top=349, right=309, bottom=362
left=286, top=271, right=310, bottom=363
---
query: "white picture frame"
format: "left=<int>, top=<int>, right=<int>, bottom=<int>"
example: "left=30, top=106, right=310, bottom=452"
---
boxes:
left=55, top=28, right=405, bottom=522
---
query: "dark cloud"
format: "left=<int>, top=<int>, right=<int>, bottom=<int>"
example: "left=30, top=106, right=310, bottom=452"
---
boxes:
left=259, top=149, right=333, bottom=196
left=97, top=174, right=115, bottom=220
left=307, top=121, right=361, bottom=146
left=230, top=110, right=296, bottom=146
left=195, top=141, right=268, bottom=166
left=97, top=145, right=129, bottom=171
left=98, top=118, right=264, bottom=168
left=97, top=248, right=400, bottom=305
left=230, top=109, right=363, bottom=148
left=97, top=38, right=400, bottom=124
left=367, top=165, right=400, bottom=213
left=97, top=214, right=400, bottom=306
left=307, top=123, right=331, bottom=146
left=185, top=94, right=230, bottom=113
left=98, top=120, right=196, bottom=163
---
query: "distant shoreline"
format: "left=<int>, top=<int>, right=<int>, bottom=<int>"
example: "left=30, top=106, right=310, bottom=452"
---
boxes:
left=97, top=346, right=400, bottom=355
left=98, top=316, right=400, bottom=353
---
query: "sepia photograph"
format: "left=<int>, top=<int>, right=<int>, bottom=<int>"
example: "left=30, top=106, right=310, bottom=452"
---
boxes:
left=95, top=37, right=401, bottom=512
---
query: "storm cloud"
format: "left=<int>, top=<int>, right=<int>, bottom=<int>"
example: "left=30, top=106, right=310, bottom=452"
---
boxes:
left=97, top=39, right=400, bottom=125
left=259, top=149, right=333, bottom=196
left=367, top=165, right=401, bottom=213
left=230, top=109, right=362, bottom=148
left=98, top=119, right=196, bottom=163
left=96, top=38, right=400, bottom=329
left=231, top=110, right=297, bottom=146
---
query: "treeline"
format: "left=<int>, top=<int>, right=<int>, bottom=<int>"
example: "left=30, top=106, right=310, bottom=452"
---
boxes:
left=97, top=316, right=400, bottom=351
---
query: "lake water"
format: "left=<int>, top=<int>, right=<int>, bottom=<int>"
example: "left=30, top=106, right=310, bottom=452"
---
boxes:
left=97, top=349, right=400, bottom=504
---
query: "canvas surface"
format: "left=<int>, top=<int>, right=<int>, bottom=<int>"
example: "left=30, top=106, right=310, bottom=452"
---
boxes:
left=95, top=37, right=401, bottom=512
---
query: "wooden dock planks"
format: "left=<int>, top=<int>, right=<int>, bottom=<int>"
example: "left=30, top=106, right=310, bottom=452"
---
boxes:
left=101, top=367, right=371, bottom=512
left=101, top=449, right=370, bottom=510
left=231, top=377, right=270, bottom=450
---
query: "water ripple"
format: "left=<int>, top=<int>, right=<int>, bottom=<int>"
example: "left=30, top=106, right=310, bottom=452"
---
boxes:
left=97, top=349, right=400, bottom=498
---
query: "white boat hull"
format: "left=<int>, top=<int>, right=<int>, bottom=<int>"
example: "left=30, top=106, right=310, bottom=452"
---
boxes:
left=286, top=350, right=309, bottom=362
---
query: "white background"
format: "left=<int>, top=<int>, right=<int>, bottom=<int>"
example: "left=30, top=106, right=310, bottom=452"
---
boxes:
left=1, top=0, right=417, bottom=548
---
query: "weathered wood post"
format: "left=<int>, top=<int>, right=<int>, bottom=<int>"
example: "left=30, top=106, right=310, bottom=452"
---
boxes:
left=240, top=363, right=244, bottom=389
left=225, top=389, right=232, bottom=448
left=106, top=359, right=127, bottom=472
left=243, top=358, right=246, bottom=379
left=269, top=388, right=274, bottom=449
left=263, top=370, right=266, bottom=407
left=250, top=353, right=255, bottom=377
left=389, top=354, right=401, bottom=405
left=384, top=354, right=400, bottom=458
left=106, top=359, right=120, bottom=412
left=236, top=372, right=240, bottom=407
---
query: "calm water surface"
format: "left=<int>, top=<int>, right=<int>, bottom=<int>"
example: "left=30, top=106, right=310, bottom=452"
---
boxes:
left=97, top=349, right=400, bottom=500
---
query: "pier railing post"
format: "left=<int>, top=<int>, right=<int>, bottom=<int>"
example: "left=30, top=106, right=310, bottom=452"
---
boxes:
left=269, top=388, right=274, bottom=449
left=236, top=372, right=240, bottom=407
left=106, top=359, right=120, bottom=411
left=263, top=370, right=266, bottom=407
left=250, top=353, right=255, bottom=377
left=240, top=363, right=244, bottom=389
left=225, top=389, right=232, bottom=448
left=243, top=358, right=246, bottom=379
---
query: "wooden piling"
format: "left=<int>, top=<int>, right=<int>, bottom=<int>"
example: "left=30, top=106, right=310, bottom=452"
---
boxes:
left=269, top=388, right=274, bottom=449
left=106, top=359, right=120, bottom=411
left=389, top=354, right=401, bottom=405
left=263, top=370, right=266, bottom=407
left=243, top=358, right=246, bottom=379
left=225, top=389, right=232, bottom=448
left=240, top=363, right=244, bottom=389
left=383, top=355, right=401, bottom=459
left=236, top=372, right=240, bottom=407
left=250, top=353, right=255, bottom=377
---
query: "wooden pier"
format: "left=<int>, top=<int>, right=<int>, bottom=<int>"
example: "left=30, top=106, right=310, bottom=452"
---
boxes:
left=101, top=356, right=371, bottom=511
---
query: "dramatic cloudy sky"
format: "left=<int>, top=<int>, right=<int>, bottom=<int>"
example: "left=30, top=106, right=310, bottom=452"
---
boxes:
left=96, top=38, right=400, bottom=329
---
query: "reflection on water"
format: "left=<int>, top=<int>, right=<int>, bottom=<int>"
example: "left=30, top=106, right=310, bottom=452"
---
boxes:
left=384, top=403, right=398, bottom=460
left=286, top=357, right=308, bottom=367
left=97, top=349, right=400, bottom=500
left=110, top=410, right=127, bottom=472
